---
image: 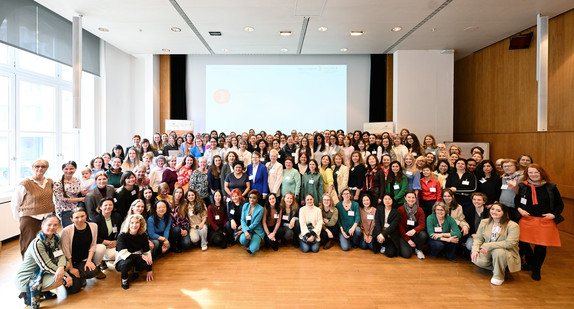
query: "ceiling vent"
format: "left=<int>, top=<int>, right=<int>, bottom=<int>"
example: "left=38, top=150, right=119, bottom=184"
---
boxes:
left=209, top=31, right=222, bottom=36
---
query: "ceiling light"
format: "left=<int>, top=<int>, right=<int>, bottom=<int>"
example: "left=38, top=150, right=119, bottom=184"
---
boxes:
left=171, top=27, right=181, bottom=32
left=209, top=31, right=222, bottom=36
left=391, top=26, right=402, bottom=32
left=98, top=27, right=109, bottom=32
left=280, top=48, right=288, bottom=52
left=162, top=48, right=170, bottom=52
left=318, top=26, right=328, bottom=32
left=464, top=26, right=479, bottom=32
left=350, top=31, right=364, bottom=36
left=340, top=48, right=348, bottom=52
left=279, top=31, right=292, bottom=36
left=244, top=26, right=255, bottom=32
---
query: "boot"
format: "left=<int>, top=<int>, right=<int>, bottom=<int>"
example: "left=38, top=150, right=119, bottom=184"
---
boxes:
left=96, top=266, right=107, bottom=279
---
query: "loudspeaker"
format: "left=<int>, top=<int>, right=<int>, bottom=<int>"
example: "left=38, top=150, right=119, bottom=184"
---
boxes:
left=509, top=32, right=533, bottom=50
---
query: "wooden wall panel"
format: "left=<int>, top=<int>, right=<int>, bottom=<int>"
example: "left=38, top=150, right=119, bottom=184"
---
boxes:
left=560, top=199, right=574, bottom=234
left=546, top=132, right=574, bottom=198
left=548, top=11, right=574, bottom=131
left=386, top=54, right=393, bottom=122
left=159, top=55, right=171, bottom=134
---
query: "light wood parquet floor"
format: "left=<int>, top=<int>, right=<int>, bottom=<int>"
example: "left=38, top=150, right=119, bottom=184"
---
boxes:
left=1, top=232, right=573, bottom=309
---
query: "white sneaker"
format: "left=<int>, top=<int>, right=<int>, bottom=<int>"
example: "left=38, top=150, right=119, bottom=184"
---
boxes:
left=415, top=249, right=425, bottom=260
left=201, top=246, right=208, bottom=251
left=490, top=277, right=504, bottom=285
left=380, top=247, right=386, bottom=254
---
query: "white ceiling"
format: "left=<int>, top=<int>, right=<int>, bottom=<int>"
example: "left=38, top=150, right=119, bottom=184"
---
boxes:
left=35, top=0, right=574, bottom=59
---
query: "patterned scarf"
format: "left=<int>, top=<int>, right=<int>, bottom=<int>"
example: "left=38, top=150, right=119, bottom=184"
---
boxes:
left=364, top=167, right=378, bottom=191
left=405, top=203, right=418, bottom=222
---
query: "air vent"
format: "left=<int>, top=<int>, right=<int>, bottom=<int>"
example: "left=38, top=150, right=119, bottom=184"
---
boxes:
left=209, top=31, right=222, bottom=36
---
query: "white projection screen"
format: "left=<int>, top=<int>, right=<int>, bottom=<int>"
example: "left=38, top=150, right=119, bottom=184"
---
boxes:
left=206, top=65, right=346, bottom=133
left=186, top=55, right=370, bottom=134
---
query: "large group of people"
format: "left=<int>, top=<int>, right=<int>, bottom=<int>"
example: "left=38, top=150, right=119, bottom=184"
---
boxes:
left=12, top=128, right=564, bottom=307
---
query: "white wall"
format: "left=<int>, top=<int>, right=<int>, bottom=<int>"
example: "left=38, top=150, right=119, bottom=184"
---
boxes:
left=102, top=43, right=159, bottom=152
left=186, top=55, right=370, bottom=133
left=393, top=50, right=453, bottom=143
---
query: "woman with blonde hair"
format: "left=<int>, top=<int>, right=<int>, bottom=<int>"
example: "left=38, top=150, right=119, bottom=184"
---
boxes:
left=319, top=193, right=338, bottom=249
left=121, top=148, right=141, bottom=172
left=186, top=189, right=209, bottom=251
left=115, top=214, right=153, bottom=289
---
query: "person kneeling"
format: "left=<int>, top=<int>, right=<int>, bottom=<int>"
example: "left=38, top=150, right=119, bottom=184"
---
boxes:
left=471, top=203, right=520, bottom=285
left=114, top=214, right=153, bottom=289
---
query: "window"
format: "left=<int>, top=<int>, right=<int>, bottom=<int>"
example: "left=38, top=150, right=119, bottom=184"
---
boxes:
left=0, top=42, right=93, bottom=195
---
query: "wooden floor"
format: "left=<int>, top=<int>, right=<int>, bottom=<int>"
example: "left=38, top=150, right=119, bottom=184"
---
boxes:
left=1, top=233, right=574, bottom=309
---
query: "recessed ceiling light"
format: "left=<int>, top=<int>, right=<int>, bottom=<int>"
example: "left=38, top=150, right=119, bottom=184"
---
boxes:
left=279, top=31, right=292, bottom=36
left=162, top=48, right=170, bottom=52
left=171, top=27, right=181, bottom=32
left=340, top=48, right=348, bottom=52
left=98, top=27, right=109, bottom=32
left=318, top=26, right=328, bottom=32
left=391, top=26, right=402, bottom=32
left=222, top=48, right=228, bottom=52
left=244, top=26, right=255, bottom=32
left=350, top=31, right=364, bottom=36
left=280, top=48, right=288, bottom=52
left=464, top=26, right=479, bottom=32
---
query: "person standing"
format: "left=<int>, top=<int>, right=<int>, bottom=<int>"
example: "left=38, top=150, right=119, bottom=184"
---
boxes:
left=11, top=160, right=55, bottom=258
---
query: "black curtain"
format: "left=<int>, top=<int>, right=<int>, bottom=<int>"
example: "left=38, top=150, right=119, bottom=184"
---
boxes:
left=170, top=55, right=187, bottom=119
left=369, top=54, right=387, bottom=122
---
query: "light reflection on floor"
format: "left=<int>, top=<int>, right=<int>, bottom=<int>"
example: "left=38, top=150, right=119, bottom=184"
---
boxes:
left=181, top=288, right=212, bottom=308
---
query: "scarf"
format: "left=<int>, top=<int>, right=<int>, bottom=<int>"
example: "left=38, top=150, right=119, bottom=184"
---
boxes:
left=405, top=203, right=418, bottom=222
left=109, top=167, right=122, bottom=175
left=502, top=172, right=520, bottom=189
left=363, top=167, right=378, bottom=191
left=525, top=180, right=547, bottom=206
left=27, top=233, right=61, bottom=308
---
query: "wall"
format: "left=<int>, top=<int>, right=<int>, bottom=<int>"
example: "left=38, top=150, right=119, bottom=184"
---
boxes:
left=103, top=43, right=160, bottom=152
left=393, top=50, right=454, bottom=143
left=185, top=54, right=371, bottom=133
left=454, top=9, right=574, bottom=234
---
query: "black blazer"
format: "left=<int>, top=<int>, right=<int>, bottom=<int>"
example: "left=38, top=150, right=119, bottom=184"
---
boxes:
left=85, top=185, right=117, bottom=221
left=373, top=206, right=400, bottom=249
left=463, top=206, right=489, bottom=235
left=94, top=212, right=123, bottom=243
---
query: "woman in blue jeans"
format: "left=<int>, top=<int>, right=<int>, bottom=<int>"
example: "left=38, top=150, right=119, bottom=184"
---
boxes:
left=426, top=201, right=461, bottom=262
left=336, top=189, right=362, bottom=251
left=298, top=194, right=323, bottom=253
left=239, top=190, right=264, bottom=254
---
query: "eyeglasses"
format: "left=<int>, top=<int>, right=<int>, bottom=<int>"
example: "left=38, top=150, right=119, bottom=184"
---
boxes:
left=34, top=165, right=48, bottom=169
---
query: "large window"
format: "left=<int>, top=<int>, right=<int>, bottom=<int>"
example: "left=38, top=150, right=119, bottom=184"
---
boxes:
left=0, top=42, right=92, bottom=195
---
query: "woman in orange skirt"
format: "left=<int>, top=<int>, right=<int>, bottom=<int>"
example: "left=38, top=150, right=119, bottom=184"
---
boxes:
left=515, top=164, right=564, bottom=281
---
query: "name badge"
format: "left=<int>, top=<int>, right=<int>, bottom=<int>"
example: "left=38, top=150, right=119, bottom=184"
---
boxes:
left=394, top=184, right=400, bottom=190
left=190, top=211, right=194, bottom=216
left=282, top=215, right=289, bottom=221
left=336, top=171, right=340, bottom=175
left=230, top=209, right=235, bottom=215
left=434, top=226, right=442, bottom=233
left=112, top=226, right=118, bottom=233
left=412, top=152, right=417, bottom=157
left=384, top=223, right=390, bottom=228
left=405, top=171, right=412, bottom=176
left=113, top=198, right=118, bottom=203
left=367, top=214, right=374, bottom=220
left=246, top=215, right=252, bottom=220
left=53, top=249, right=63, bottom=257
left=479, top=178, right=487, bottom=183
left=407, top=220, right=415, bottom=226
left=351, top=167, right=355, bottom=172
left=249, top=175, right=254, bottom=180
left=461, top=180, right=469, bottom=186
left=158, top=150, right=163, bottom=154
left=372, top=151, right=377, bottom=154
left=226, top=197, right=231, bottom=203
left=309, top=179, right=314, bottom=184
left=278, top=154, right=281, bottom=158
left=348, top=210, right=355, bottom=216
left=215, top=215, right=220, bottom=220
left=501, top=184, right=509, bottom=190
left=430, top=187, right=436, bottom=192
left=131, top=190, right=136, bottom=196
left=520, top=197, right=527, bottom=205
left=285, top=176, right=291, bottom=180
left=261, top=159, right=265, bottom=163
left=274, top=214, right=279, bottom=219
left=323, top=152, right=327, bottom=155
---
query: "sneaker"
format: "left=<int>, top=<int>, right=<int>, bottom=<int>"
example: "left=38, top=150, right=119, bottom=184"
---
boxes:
left=96, top=266, right=107, bottom=279
left=201, top=246, right=208, bottom=251
left=121, top=280, right=129, bottom=290
left=380, top=246, right=386, bottom=254
left=415, top=249, right=425, bottom=260
left=490, top=277, right=504, bottom=285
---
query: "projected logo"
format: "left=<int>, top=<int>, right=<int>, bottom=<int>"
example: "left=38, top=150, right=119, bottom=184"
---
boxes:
left=213, top=89, right=231, bottom=104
